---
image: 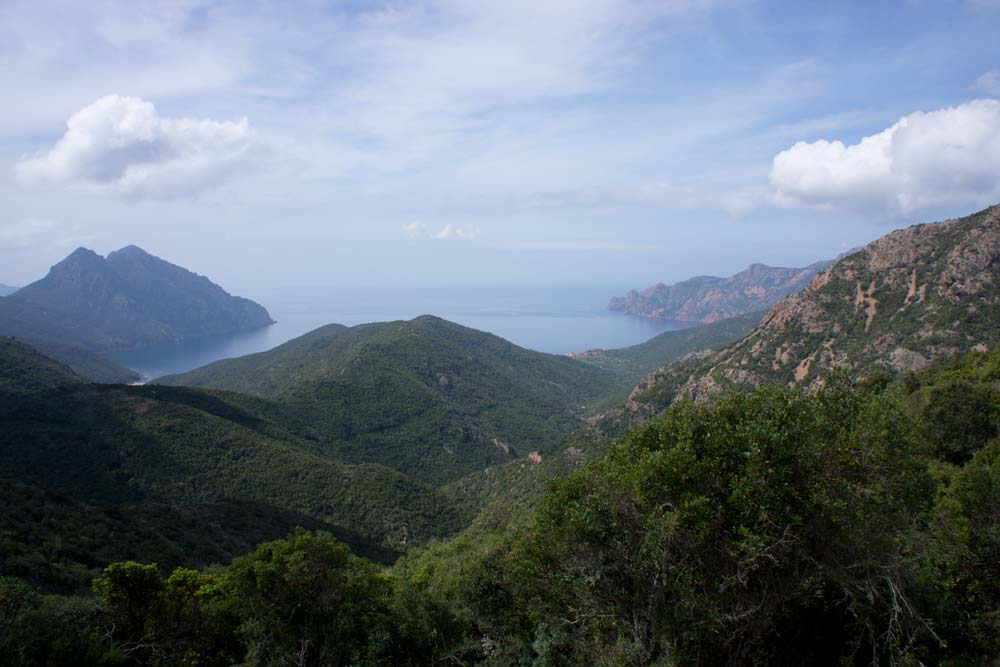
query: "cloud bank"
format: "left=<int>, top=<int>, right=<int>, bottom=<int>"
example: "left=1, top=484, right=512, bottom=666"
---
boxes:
left=769, top=99, right=1000, bottom=216
left=16, top=95, right=257, bottom=200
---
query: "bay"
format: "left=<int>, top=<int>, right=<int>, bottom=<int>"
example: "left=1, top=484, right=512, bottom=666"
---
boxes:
left=109, top=284, right=688, bottom=379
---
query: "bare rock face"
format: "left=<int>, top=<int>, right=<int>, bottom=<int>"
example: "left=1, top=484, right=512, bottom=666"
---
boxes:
left=625, top=204, right=1000, bottom=415
left=609, top=260, right=832, bottom=324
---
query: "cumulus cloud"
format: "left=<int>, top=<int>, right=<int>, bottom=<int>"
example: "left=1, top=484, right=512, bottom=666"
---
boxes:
left=401, top=222, right=480, bottom=240
left=769, top=99, right=1000, bottom=216
left=16, top=94, right=257, bottom=200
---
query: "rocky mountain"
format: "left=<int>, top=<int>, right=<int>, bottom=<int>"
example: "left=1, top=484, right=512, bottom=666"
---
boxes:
left=0, top=245, right=273, bottom=353
left=609, top=260, right=832, bottom=323
left=158, top=315, right=617, bottom=486
left=627, top=204, right=1000, bottom=415
left=0, top=283, right=18, bottom=296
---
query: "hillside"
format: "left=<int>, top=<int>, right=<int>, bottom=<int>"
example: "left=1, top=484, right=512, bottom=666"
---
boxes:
left=23, top=338, right=141, bottom=383
left=0, top=337, right=82, bottom=393
left=572, top=311, right=763, bottom=394
left=628, top=204, right=1000, bottom=415
left=0, top=283, right=18, bottom=296
left=0, top=245, right=273, bottom=353
left=0, top=332, right=477, bottom=594
left=609, top=260, right=831, bottom=323
left=158, top=316, right=618, bottom=485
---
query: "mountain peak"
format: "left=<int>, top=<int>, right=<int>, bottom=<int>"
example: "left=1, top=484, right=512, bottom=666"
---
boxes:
left=0, top=245, right=273, bottom=353
left=109, top=244, right=152, bottom=257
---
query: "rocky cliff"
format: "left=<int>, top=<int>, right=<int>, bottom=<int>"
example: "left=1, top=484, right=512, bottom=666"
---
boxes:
left=626, top=204, right=1000, bottom=416
left=609, top=261, right=831, bottom=323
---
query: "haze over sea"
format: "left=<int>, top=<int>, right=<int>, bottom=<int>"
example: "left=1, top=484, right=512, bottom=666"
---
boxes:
left=110, top=284, right=686, bottom=379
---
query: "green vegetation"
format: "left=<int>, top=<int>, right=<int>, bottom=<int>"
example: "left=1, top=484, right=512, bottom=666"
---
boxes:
left=159, top=316, right=618, bottom=485
left=0, top=337, right=82, bottom=392
left=0, top=381, right=463, bottom=589
left=6, top=355, right=1000, bottom=664
left=24, top=338, right=141, bottom=383
left=575, top=311, right=763, bottom=403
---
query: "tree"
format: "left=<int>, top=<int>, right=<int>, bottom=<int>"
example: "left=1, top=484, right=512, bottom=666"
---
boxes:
left=224, top=528, right=394, bottom=667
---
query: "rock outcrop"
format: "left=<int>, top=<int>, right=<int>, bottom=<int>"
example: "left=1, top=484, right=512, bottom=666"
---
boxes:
left=609, top=261, right=831, bottom=323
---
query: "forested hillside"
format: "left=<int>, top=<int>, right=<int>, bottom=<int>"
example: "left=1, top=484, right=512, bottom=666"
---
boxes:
left=0, top=379, right=463, bottom=590
left=159, top=316, right=618, bottom=485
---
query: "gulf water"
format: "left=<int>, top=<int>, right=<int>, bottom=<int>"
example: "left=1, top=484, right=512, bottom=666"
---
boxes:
left=110, top=284, right=687, bottom=379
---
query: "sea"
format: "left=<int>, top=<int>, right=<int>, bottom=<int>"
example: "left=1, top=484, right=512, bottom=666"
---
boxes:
left=109, top=284, right=688, bottom=379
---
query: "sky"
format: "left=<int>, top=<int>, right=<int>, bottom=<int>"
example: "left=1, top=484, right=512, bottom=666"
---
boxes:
left=2, top=0, right=1000, bottom=292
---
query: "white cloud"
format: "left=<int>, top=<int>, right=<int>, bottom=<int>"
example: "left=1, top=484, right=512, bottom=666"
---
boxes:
left=16, top=95, right=257, bottom=200
left=976, top=69, right=1000, bottom=96
left=769, top=99, right=1000, bottom=216
left=401, top=222, right=480, bottom=240
left=434, top=224, right=480, bottom=240
left=402, top=222, right=428, bottom=238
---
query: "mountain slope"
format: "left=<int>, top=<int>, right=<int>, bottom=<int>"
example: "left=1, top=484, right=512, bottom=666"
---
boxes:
left=158, top=316, right=618, bottom=485
left=609, top=260, right=831, bottom=323
left=22, top=338, right=141, bottom=383
left=0, top=337, right=83, bottom=393
left=0, top=381, right=462, bottom=557
left=628, top=204, right=1000, bottom=415
left=0, top=245, right=273, bottom=353
left=0, top=283, right=18, bottom=296
left=572, top=311, right=764, bottom=397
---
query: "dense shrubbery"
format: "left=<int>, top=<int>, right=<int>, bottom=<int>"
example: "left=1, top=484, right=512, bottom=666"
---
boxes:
left=5, top=349, right=1000, bottom=665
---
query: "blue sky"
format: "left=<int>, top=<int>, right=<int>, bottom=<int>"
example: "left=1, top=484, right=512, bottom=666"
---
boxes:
left=2, top=0, right=999, bottom=291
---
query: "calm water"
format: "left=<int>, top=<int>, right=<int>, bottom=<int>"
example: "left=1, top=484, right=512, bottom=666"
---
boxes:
left=110, top=285, right=687, bottom=379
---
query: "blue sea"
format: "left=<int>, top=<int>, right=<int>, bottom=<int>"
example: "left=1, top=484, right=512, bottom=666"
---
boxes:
left=110, top=284, right=687, bottom=379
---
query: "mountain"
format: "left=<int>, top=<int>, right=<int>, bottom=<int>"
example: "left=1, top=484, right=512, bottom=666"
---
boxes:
left=627, top=204, right=1000, bottom=415
left=157, top=315, right=617, bottom=486
left=0, top=245, right=273, bottom=353
left=609, top=260, right=832, bottom=323
left=0, top=283, right=18, bottom=296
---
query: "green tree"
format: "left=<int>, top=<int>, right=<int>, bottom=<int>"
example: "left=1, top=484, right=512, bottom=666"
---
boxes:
left=224, top=528, right=394, bottom=667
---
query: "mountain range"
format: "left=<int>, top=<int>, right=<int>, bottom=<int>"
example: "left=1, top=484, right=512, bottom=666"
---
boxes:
left=0, top=245, right=273, bottom=354
left=609, top=260, right=832, bottom=323
left=0, top=283, right=18, bottom=296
